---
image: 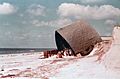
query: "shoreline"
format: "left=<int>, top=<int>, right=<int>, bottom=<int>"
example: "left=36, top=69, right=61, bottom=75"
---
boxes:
left=0, top=48, right=55, bottom=55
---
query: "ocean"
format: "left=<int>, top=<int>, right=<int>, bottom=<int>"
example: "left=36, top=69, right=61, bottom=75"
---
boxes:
left=0, top=48, right=55, bottom=54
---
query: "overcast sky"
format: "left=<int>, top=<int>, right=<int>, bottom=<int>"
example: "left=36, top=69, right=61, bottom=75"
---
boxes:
left=0, top=0, right=120, bottom=48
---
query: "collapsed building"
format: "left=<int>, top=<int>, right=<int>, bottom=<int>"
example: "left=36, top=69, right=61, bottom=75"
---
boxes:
left=55, top=20, right=102, bottom=56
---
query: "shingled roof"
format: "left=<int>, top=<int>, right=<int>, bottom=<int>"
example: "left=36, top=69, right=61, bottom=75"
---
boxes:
left=55, top=20, right=102, bottom=56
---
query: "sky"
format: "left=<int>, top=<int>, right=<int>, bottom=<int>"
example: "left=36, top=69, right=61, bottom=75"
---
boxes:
left=0, top=0, right=120, bottom=48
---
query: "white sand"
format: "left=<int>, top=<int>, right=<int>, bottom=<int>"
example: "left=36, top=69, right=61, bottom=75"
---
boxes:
left=103, top=27, right=120, bottom=73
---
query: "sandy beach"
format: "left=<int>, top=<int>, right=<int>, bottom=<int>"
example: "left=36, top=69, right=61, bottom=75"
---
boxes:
left=0, top=51, right=120, bottom=79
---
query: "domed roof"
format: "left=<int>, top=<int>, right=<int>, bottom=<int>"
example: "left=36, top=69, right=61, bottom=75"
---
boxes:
left=55, top=20, right=102, bottom=56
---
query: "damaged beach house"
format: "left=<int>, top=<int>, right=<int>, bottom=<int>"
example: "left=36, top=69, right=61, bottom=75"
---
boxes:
left=43, top=20, right=104, bottom=58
